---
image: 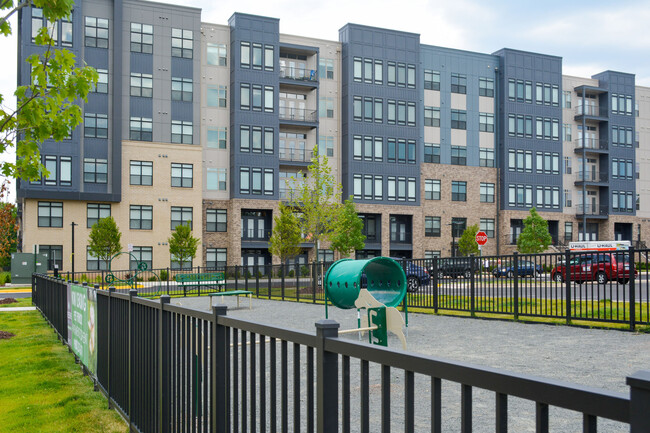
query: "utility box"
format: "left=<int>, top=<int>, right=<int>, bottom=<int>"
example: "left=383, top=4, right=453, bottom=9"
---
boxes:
left=11, top=253, right=49, bottom=285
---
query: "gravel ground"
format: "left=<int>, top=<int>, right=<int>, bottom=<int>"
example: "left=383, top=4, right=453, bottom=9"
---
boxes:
left=172, top=295, right=650, bottom=432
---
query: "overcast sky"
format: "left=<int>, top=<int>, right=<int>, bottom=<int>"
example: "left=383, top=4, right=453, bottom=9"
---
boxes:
left=1, top=0, right=649, bottom=201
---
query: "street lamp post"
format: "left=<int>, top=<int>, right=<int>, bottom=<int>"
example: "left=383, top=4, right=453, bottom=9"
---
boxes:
left=447, top=220, right=464, bottom=257
left=71, top=221, right=77, bottom=277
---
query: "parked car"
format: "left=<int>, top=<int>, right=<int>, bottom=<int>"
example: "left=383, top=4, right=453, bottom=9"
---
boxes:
left=492, top=260, right=543, bottom=278
left=550, top=252, right=636, bottom=284
left=392, top=258, right=431, bottom=292
left=435, top=257, right=474, bottom=279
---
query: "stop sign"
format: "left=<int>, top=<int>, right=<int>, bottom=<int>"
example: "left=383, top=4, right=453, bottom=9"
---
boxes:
left=475, top=231, right=488, bottom=246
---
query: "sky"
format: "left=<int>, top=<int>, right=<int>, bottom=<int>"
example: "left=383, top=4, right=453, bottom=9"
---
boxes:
left=1, top=0, right=649, bottom=202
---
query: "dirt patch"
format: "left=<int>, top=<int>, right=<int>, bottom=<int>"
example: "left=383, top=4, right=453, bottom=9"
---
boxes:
left=0, top=298, right=17, bottom=305
left=0, top=331, right=15, bottom=340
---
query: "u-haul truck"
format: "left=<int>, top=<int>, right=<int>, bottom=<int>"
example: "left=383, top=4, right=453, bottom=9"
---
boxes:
left=568, top=241, right=631, bottom=252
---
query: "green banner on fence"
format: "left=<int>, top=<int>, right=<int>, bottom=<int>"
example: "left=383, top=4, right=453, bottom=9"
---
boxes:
left=68, top=284, right=98, bottom=374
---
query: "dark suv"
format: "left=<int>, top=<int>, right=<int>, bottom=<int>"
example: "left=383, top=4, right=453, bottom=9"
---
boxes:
left=435, top=257, right=474, bottom=279
left=551, top=252, right=636, bottom=284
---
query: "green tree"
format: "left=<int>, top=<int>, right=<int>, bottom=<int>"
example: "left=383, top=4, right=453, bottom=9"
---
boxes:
left=88, top=216, right=122, bottom=270
left=329, top=197, right=365, bottom=258
left=168, top=222, right=198, bottom=270
left=269, top=202, right=303, bottom=263
left=286, top=146, right=342, bottom=262
left=457, top=224, right=480, bottom=257
left=1, top=0, right=98, bottom=181
left=0, top=181, right=17, bottom=269
left=517, top=207, right=553, bottom=254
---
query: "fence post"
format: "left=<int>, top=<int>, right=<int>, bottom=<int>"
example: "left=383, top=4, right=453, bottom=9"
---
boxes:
left=158, top=295, right=170, bottom=432
left=627, top=370, right=650, bottom=433
left=565, top=249, right=571, bottom=324
left=629, top=246, right=636, bottom=331
left=211, top=305, right=228, bottom=433
left=128, top=289, right=137, bottom=430
left=166, top=267, right=170, bottom=295
left=107, top=286, right=115, bottom=409
left=513, top=252, right=519, bottom=320
left=312, top=262, right=317, bottom=303
left=432, top=258, right=439, bottom=313
left=316, top=320, right=340, bottom=433
left=296, top=262, right=300, bottom=302
left=234, top=265, right=239, bottom=290
left=470, top=254, right=475, bottom=317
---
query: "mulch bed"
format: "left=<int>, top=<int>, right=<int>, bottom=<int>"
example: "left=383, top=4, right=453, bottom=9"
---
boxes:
left=0, top=298, right=17, bottom=305
left=0, top=331, right=15, bottom=340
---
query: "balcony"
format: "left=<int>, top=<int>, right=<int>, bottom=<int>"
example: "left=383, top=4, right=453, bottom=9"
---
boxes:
left=279, top=187, right=301, bottom=201
left=575, top=170, right=608, bottom=185
left=241, top=228, right=272, bottom=241
left=574, top=104, right=608, bottom=122
left=279, top=107, right=318, bottom=124
left=279, top=66, right=318, bottom=84
left=390, top=231, right=412, bottom=245
left=574, top=138, right=608, bottom=153
left=575, top=204, right=609, bottom=219
left=279, top=146, right=314, bottom=163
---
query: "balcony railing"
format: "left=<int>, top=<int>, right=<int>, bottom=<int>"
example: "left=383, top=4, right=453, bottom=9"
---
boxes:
left=279, top=187, right=301, bottom=201
left=279, top=66, right=318, bottom=82
left=390, top=231, right=412, bottom=244
left=576, top=204, right=609, bottom=216
left=279, top=146, right=314, bottom=162
left=575, top=105, right=608, bottom=117
left=279, top=107, right=318, bottom=122
left=576, top=170, right=608, bottom=183
left=574, top=138, right=608, bottom=151
left=241, top=228, right=272, bottom=241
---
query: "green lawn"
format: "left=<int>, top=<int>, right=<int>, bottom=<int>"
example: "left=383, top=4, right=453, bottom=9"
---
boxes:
left=0, top=297, right=33, bottom=308
left=0, top=311, right=127, bottom=433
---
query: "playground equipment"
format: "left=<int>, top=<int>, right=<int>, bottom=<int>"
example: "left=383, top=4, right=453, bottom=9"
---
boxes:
left=324, top=257, right=408, bottom=349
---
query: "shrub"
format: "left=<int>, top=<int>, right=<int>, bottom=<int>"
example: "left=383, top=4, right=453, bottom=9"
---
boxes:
left=0, top=272, right=8, bottom=285
left=288, top=269, right=295, bottom=278
left=159, top=269, right=168, bottom=281
left=300, top=265, right=310, bottom=277
left=148, top=275, right=158, bottom=282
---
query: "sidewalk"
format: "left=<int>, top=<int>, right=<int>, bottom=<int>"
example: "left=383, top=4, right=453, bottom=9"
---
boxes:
left=0, top=307, right=36, bottom=312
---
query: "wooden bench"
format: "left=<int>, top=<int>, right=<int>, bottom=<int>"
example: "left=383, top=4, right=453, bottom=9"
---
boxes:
left=175, top=272, right=225, bottom=295
left=209, top=290, right=253, bottom=309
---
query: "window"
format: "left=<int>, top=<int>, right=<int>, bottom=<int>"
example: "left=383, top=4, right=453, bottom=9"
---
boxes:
left=319, top=97, right=334, bottom=118
left=240, top=42, right=250, bottom=68
left=264, top=86, right=274, bottom=113
left=206, top=248, right=227, bottom=270
left=319, top=58, right=334, bottom=79
left=364, top=58, right=373, bottom=84
left=451, top=218, right=466, bottom=238
left=425, top=251, right=441, bottom=260
left=425, top=179, right=440, bottom=200
left=206, top=168, right=227, bottom=191
left=83, top=158, right=107, bottom=183
left=451, top=146, right=466, bottom=166
left=407, top=65, right=416, bottom=88
left=562, top=91, right=571, bottom=108
left=480, top=218, right=495, bottom=238
left=479, top=77, right=494, bottom=97
left=130, top=160, right=152, bottom=185
left=424, top=70, right=440, bottom=90
left=171, top=163, right=192, bottom=188
left=387, top=62, right=396, bottom=86
left=479, top=148, right=494, bottom=167
left=424, top=143, right=440, bottom=164
left=87, top=247, right=107, bottom=271
left=425, top=216, right=441, bottom=237
left=87, top=203, right=110, bottom=228
left=129, top=247, right=152, bottom=271
left=252, top=43, right=263, bottom=70
left=207, top=85, right=227, bottom=107
left=206, top=209, right=227, bottom=232
left=375, top=99, right=383, bottom=123
left=38, top=202, right=63, bottom=227
left=85, top=17, right=109, bottom=48
left=130, top=23, right=153, bottom=53
left=424, top=106, right=440, bottom=127
left=207, top=43, right=227, bottom=66
left=171, top=77, right=192, bottom=101
left=129, top=117, right=152, bottom=141
left=84, top=113, right=108, bottom=138
left=171, top=120, right=192, bottom=144
left=31, top=8, right=45, bottom=42
left=451, top=110, right=466, bottom=130
left=94, top=69, right=108, bottom=93
left=130, top=205, right=152, bottom=230
left=564, top=157, right=572, bottom=175
left=319, top=135, right=334, bottom=157
left=451, top=73, right=466, bottom=94
left=479, top=112, right=494, bottom=132
left=374, top=60, right=383, bottom=84
left=452, top=181, right=466, bottom=201
left=171, top=206, right=193, bottom=230
left=564, top=222, right=573, bottom=242
left=60, top=15, right=72, bottom=47
left=171, top=28, right=192, bottom=58
left=397, top=63, right=406, bottom=87
left=562, top=124, right=572, bottom=142
left=43, top=155, right=57, bottom=186
left=480, top=182, right=494, bottom=203
left=207, top=127, right=227, bottom=149
left=564, top=189, right=572, bottom=207
left=130, top=73, right=153, bottom=97
left=60, top=157, right=71, bottom=186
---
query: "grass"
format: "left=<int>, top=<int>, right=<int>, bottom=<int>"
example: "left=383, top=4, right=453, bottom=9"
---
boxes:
left=0, top=297, right=33, bottom=308
left=0, top=311, right=127, bottom=433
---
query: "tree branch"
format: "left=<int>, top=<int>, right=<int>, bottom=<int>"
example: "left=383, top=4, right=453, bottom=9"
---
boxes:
left=0, top=0, right=31, bottom=29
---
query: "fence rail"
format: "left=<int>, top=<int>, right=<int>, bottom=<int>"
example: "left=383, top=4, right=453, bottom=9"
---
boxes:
left=32, top=274, right=650, bottom=432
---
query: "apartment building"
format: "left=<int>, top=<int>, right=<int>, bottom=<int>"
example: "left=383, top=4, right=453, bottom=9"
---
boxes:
left=16, top=0, right=649, bottom=272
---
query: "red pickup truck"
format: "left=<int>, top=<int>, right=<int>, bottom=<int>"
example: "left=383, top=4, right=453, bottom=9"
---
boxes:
left=551, top=252, right=637, bottom=284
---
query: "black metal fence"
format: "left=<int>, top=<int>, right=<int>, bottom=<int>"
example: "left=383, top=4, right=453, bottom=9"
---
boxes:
left=32, top=274, right=650, bottom=432
left=55, top=248, right=650, bottom=329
